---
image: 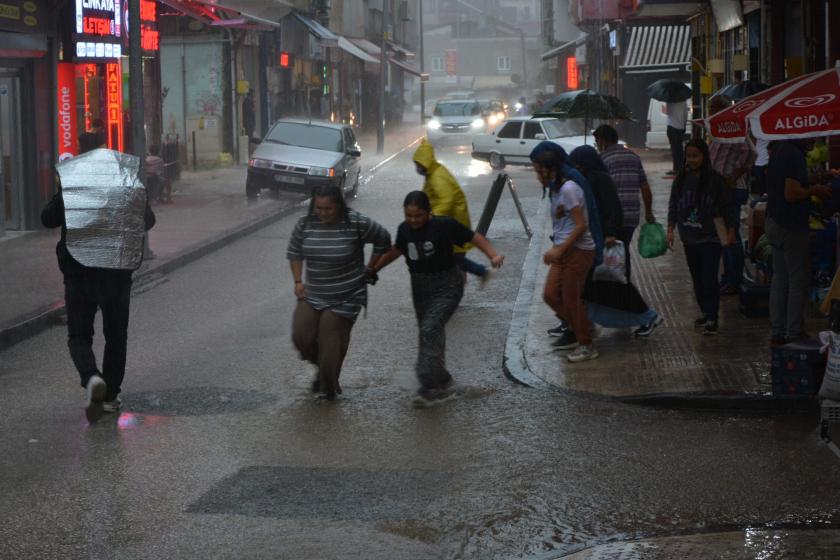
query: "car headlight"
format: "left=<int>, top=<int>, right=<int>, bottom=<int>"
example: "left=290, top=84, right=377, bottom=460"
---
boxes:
left=497, top=112, right=505, bottom=120
left=249, top=158, right=273, bottom=169
left=308, top=166, right=335, bottom=177
left=514, top=102, right=523, bottom=111
left=427, top=119, right=441, bottom=130
left=488, top=114, right=499, bottom=125
left=471, top=118, right=484, bottom=129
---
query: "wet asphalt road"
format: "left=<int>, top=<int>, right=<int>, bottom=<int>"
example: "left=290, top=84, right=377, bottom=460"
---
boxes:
left=2, top=142, right=840, bottom=559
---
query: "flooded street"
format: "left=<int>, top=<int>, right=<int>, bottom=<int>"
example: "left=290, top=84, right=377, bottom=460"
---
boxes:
left=2, top=144, right=839, bottom=559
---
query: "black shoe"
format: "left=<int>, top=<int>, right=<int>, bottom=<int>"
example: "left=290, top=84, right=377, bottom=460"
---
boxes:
left=634, top=314, right=664, bottom=337
left=553, top=330, right=579, bottom=350
left=547, top=321, right=568, bottom=337
left=693, top=316, right=708, bottom=328
left=703, top=321, right=719, bottom=336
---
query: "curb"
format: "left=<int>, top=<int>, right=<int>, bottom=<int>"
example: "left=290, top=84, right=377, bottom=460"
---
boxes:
left=501, top=195, right=820, bottom=412
left=0, top=135, right=424, bottom=352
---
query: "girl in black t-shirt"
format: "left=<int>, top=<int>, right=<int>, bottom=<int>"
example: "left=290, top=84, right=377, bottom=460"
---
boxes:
left=373, top=191, right=504, bottom=406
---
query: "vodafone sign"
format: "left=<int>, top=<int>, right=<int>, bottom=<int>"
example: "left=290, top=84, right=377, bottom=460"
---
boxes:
left=56, top=63, right=78, bottom=161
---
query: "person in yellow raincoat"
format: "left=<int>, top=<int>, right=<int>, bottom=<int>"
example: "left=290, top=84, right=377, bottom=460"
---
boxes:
left=412, top=140, right=491, bottom=283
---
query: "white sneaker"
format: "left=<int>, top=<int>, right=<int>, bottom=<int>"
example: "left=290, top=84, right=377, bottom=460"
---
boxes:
left=103, top=397, right=122, bottom=413
left=567, top=345, right=599, bottom=363
left=85, top=375, right=107, bottom=423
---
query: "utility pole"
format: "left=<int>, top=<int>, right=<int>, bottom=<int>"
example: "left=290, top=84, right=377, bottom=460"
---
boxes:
left=377, top=0, right=389, bottom=154
left=419, top=0, right=426, bottom=124
left=128, top=0, right=145, bottom=176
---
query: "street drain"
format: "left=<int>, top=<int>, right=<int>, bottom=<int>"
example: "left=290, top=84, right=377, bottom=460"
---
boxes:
left=125, top=386, right=274, bottom=416
left=187, top=466, right=451, bottom=521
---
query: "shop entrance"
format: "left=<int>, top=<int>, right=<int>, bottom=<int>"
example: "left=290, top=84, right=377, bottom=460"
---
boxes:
left=0, top=69, right=22, bottom=234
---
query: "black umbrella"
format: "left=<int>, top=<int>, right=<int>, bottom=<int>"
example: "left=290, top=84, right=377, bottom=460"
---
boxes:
left=534, top=90, right=632, bottom=120
left=713, top=80, right=769, bottom=101
left=646, top=79, right=692, bottom=102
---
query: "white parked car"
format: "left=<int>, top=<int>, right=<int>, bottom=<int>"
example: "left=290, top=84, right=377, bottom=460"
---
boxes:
left=426, top=100, right=487, bottom=145
left=471, top=117, right=600, bottom=170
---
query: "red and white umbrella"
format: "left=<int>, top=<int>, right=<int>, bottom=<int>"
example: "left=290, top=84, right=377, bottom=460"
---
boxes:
left=707, top=62, right=840, bottom=143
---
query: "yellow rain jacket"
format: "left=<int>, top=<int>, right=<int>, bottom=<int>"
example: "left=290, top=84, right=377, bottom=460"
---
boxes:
left=412, top=140, right=473, bottom=253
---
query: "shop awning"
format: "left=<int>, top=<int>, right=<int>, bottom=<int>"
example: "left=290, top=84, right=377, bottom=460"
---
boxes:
left=387, top=41, right=415, bottom=59
left=541, top=35, right=587, bottom=61
left=158, top=0, right=285, bottom=30
left=294, top=12, right=339, bottom=47
left=350, top=38, right=381, bottom=58
left=389, top=57, right=427, bottom=79
left=337, top=36, right=379, bottom=64
left=472, top=75, right=516, bottom=89
left=620, top=25, right=691, bottom=74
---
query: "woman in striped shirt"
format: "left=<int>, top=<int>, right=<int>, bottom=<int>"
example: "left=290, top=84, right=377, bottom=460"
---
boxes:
left=287, top=185, right=391, bottom=400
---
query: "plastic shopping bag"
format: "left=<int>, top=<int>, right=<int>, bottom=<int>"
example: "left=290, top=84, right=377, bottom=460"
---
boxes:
left=593, top=241, right=627, bottom=284
left=819, top=330, right=840, bottom=400
left=638, top=222, right=667, bottom=259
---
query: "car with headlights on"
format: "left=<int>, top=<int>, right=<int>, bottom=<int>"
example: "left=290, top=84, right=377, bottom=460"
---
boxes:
left=477, top=98, right=507, bottom=127
left=426, top=100, right=487, bottom=145
left=246, top=119, right=361, bottom=198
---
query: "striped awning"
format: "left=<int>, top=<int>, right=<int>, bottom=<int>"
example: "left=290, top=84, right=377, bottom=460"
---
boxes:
left=620, top=25, right=691, bottom=73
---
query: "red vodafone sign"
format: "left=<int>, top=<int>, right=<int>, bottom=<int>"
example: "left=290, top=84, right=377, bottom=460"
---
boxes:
left=56, top=63, right=78, bottom=161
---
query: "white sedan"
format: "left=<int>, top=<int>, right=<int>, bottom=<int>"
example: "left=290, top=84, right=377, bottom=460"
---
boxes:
left=471, top=117, right=599, bottom=170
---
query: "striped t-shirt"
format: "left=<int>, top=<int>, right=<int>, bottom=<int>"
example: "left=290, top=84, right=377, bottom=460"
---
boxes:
left=287, top=210, right=391, bottom=320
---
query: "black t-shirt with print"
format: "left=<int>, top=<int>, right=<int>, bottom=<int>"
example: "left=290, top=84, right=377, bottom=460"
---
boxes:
left=395, top=216, right=475, bottom=274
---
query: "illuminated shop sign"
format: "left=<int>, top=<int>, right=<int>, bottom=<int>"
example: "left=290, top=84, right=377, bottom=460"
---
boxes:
left=56, top=63, right=78, bottom=161
left=73, top=0, right=122, bottom=60
left=566, top=57, right=578, bottom=89
left=106, top=62, right=123, bottom=152
left=122, top=0, right=159, bottom=53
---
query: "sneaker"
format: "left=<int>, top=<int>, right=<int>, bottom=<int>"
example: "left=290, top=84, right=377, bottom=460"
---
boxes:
left=693, top=316, right=708, bottom=328
left=567, top=345, right=599, bottom=363
left=634, top=314, right=664, bottom=337
left=553, top=330, right=579, bottom=350
left=479, top=268, right=495, bottom=289
left=412, top=388, right=451, bottom=408
left=547, top=321, right=568, bottom=337
left=85, top=375, right=107, bottom=423
left=102, top=397, right=122, bottom=413
left=703, top=321, right=719, bottom=336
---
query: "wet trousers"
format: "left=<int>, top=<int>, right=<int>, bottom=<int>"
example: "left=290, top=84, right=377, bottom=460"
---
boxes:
left=411, top=268, right=464, bottom=391
left=543, top=248, right=595, bottom=345
left=683, top=242, right=722, bottom=321
left=765, top=218, right=810, bottom=339
left=292, top=301, right=353, bottom=395
left=667, top=126, right=685, bottom=173
left=64, top=269, right=133, bottom=401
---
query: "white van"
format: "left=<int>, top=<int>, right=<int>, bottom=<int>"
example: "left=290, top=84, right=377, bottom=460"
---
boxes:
left=646, top=92, right=692, bottom=149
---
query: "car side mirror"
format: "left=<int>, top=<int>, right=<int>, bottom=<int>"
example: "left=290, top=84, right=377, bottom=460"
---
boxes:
left=347, top=148, right=361, bottom=157
left=534, top=133, right=546, bottom=140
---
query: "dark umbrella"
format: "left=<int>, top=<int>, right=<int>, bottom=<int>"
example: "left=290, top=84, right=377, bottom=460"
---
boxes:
left=646, top=79, right=692, bottom=102
left=713, top=80, right=769, bottom=101
left=534, top=90, right=632, bottom=120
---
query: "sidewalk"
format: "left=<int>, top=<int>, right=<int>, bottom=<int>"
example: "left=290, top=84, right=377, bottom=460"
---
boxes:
left=505, top=150, right=824, bottom=407
left=0, top=122, right=424, bottom=350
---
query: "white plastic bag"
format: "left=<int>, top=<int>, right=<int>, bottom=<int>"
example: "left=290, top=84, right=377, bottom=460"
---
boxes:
left=819, top=331, right=840, bottom=400
left=593, top=241, right=627, bottom=284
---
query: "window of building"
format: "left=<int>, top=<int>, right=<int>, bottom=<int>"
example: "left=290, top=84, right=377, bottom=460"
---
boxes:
left=497, top=56, right=511, bottom=72
left=431, top=56, right=444, bottom=72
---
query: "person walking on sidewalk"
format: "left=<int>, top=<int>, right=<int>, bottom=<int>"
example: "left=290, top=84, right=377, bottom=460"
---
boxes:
left=412, top=140, right=491, bottom=285
left=529, top=142, right=601, bottom=362
left=569, top=146, right=663, bottom=338
left=370, top=191, right=504, bottom=406
left=707, top=95, right=755, bottom=296
left=664, top=100, right=688, bottom=176
left=593, top=124, right=655, bottom=281
left=287, top=184, right=391, bottom=401
left=41, top=147, right=156, bottom=423
left=667, top=138, right=734, bottom=336
left=765, top=141, right=833, bottom=346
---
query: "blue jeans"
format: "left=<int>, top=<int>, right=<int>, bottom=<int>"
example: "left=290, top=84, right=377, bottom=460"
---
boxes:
left=587, top=303, right=658, bottom=327
left=454, top=253, right=487, bottom=277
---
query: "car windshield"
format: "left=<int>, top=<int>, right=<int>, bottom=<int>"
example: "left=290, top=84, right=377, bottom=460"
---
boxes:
left=265, top=122, right=343, bottom=152
left=434, top=102, right=480, bottom=117
left=542, top=118, right=596, bottom=138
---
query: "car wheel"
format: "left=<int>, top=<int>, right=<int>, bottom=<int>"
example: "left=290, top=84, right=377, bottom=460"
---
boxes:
left=246, top=178, right=260, bottom=198
left=489, top=152, right=505, bottom=170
